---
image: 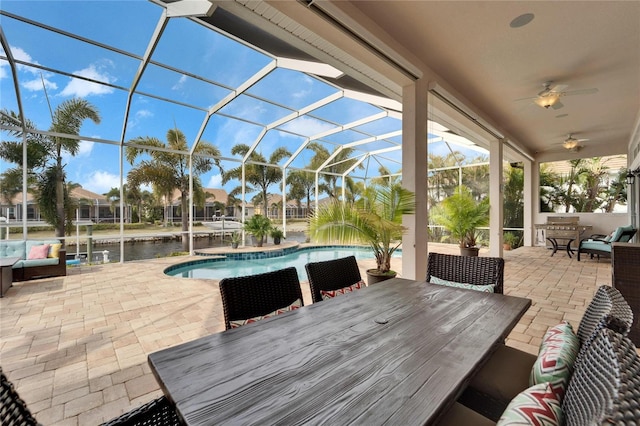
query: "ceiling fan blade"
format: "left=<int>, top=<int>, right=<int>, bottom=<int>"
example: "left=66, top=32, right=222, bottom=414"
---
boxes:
left=562, top=88, right=599, bottom=96
left=549, top=84, right=568, bottom=93
left=551, top=100, right=564, bottom=110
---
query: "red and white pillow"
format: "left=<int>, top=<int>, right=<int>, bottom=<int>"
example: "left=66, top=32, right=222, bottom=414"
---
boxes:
left=229, top=299, right=302, bottom=328
left=529, top=321, right=580, bottom=397
left=320, top=280, right=366, bottom=300
left=497, top=382, right=563, bottom=425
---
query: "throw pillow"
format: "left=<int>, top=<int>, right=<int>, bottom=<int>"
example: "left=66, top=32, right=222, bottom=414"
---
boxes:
left=229, top=298, right=303, bottom=328
left=529, top=321, right=579, bottom=397
left=320, top=280, right=366, bottom=300
left=429, top=276, right=495, bottom=293
left=28, top=244, right=50, bottom=260
left=48, top=243, right=62, bottom=259
left=497, top=382, right=563, bottom=425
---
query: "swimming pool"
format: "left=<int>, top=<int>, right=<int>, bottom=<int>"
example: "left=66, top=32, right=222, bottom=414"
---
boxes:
left=164, top=246, right=401, bottom=281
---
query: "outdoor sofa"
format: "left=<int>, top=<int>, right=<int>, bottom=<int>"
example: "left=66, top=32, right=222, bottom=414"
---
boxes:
left=0, top=239, right=66, bottom=281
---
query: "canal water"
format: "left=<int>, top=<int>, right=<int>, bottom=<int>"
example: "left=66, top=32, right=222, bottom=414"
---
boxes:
left=70, top=232, right=308, bottom=263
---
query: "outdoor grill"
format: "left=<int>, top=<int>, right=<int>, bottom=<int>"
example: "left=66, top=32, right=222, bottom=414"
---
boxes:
left=535, top=216, right=592, bottom=257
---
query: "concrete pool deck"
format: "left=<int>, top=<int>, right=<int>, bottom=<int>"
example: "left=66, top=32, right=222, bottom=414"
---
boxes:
left=0, top=243, right=616, bottom=424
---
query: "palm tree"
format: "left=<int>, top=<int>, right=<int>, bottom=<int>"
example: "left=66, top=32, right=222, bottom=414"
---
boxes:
left=222, top=144, right=291, bottom=217
left=309, top=182, right=415, bottom=276
left=126, top=128, right=223, bottom=250
left=308, top=142, right=361, bottom=200
left=288, top=170, right=315, bottom=216
left=0, top=100, right=101, bottom=240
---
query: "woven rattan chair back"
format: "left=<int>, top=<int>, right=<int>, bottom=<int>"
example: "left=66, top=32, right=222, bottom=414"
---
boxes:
left=576, top=285, right=633, bottom=345
left=0, top=368, right=39, bottom=426
left=426, top=252, right=505, bottom=294
left=2, top=366, right=182, bottom=426
left=563, top=328, right=640, bottom=425
left=305, top=255, right=363, bottom=303
left=219, top=266, right=304, bottom=330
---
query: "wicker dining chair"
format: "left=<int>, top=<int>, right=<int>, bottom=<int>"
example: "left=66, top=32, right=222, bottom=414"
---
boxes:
left=219, top=266, right=304, bottom=330
left=305, top=255, right=364, bottom=303
left=1, top=367, right=183, bottom=426
left=562, top=327, right=640, bottom=425
left=458, top=284, right=634, bottom=421
left=426, top=252, right=504, bottom=294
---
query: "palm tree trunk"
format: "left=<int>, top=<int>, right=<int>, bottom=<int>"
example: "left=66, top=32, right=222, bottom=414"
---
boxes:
left=56, top=163, right=65, bottom=240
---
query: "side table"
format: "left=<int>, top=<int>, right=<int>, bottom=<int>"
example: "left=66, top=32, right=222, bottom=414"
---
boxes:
left=1, top=257, right=20, bottom=297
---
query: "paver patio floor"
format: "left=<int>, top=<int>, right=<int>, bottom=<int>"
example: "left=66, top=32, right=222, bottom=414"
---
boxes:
left=0, top=243, right=615, bottom=424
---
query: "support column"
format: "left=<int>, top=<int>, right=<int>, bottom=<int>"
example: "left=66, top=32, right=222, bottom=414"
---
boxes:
left=489, top=139, right=504, bottom=257
left=402, top=79, right=428, bottom=280
left=523, top=160, right=534, bottom=246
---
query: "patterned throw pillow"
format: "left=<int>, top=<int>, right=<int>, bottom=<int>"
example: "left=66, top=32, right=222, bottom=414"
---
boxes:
left=497, top=382, right=563, bottom=425
left=27, top=244, right=50, bottom=260
left=229, top=299, right=302, bottom=328
left=429, top=276, right=495, bottom=293
left=48, top=243, right=62, bottom=259
left=320, top=280, right=366, bottom=300
left=529, top=321, right=579, bottom=397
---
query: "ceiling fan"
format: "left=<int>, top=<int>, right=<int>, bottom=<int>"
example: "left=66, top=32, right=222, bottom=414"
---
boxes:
left=562, top=133, right=589, bottom=152
left=521, top=81, right=599, bottom=110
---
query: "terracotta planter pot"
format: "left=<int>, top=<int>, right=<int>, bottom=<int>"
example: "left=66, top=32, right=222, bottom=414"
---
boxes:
left=366, top=269, right=397, bottom=285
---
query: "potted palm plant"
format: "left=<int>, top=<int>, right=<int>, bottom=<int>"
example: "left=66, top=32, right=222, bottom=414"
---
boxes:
left=270, top=227, right=285, bottom=245
left=229, top=231, right=242, bottom=249
left=309, top=183, right=416, bottom=285
left=432, top=186, right=490, bottom=256
left=243, top=214, right=272, bottom=247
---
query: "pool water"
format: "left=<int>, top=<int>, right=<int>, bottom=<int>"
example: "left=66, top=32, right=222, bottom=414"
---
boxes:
left=165, top=246, right=401, bottom=281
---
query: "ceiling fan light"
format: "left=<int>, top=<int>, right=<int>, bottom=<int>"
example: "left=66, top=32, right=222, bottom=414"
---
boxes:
left=534, top=93, right=560, bottom=109
left=563, top=139, right=578, bottom=150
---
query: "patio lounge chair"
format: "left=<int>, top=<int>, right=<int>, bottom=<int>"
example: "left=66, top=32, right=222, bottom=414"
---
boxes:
left=576, top=225, right=636, bottom=261
left=0, top=367, right=183, bottom=426
left=426, top=252, right=504, bottom=294
left=305, top=255, right=364, bottom=303
left=219, top=267, right=304, bottom=330
left=458, top=285, right=633, bottom=421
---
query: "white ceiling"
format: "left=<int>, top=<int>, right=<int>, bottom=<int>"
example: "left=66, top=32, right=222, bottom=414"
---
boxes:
left=346, top=1, right=640, bottom=161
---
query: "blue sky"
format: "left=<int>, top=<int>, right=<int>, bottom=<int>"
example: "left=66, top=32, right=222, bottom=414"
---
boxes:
left=0, top=0, right=486, bottom=199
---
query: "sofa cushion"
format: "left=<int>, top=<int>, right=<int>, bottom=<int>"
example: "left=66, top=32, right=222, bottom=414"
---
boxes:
left=580, top=240, right=612, bottom=253
left=609, top=225, right=634, bottom=242
left=14, top=258, right=60, bottom=268
left=0, top=240, right=26, bottom=259
left=48, top=243, right=62, bottom=259
left=28, top=244, right=51, bottom=260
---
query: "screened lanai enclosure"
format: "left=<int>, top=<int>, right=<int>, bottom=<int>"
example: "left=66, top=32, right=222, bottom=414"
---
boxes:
left=0, top=0, right=509, bottom=256
left=2, top=0, right=633, bottom=274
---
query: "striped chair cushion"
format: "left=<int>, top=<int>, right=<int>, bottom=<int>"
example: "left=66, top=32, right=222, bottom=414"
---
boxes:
left=321, top=280, right=365, bottom=300
left=229, top=299, right=302, bottom=328
left=429, top=276, right=495, bottom=293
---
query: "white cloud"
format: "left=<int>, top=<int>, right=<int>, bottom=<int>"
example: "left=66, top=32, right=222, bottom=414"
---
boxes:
left=22, top=77, right=58, bottom=92
left=83, top=170, right=121, bottom=194
left=2, top=46, right=58, bottom=91
left=207, top=174, right=222, bottom=188
left=128, top=109, right=153, bottom=129
left=172, top=74, right=187, bottom=91
left=77, top=140, right=94, bottom=157
left=279, top=116, right=335, bottom=137
left=59, top=63, right=115, bottom=98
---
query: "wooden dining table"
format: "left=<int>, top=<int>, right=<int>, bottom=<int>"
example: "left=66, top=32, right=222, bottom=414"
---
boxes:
left=148, top=278, right=531, bottom=425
